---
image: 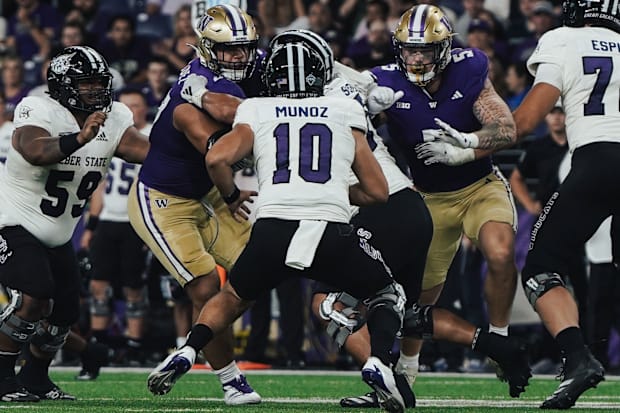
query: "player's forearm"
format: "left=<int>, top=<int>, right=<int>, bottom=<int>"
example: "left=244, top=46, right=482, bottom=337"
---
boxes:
left=471, top=80, right=517, bottom=150
left=19, top=134, right=87, bottom=166
left=201, top=92, right=242, bottom=125
left=472, top=117, right=515, bottom=150
left=206, top=158, right=236, bottom=199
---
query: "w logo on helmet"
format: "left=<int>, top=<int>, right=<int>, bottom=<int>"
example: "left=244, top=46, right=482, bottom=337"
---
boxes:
left=197, top=14, right=214, bottom=32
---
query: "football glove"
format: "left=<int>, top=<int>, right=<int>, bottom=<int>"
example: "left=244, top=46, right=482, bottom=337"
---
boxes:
left=415, top=141, right=475, bottom=166
left=367, top=84, right=404, bottom=115
left=422, top=117, right=479, bottom=148
left=180, top=74, right=208, bottom=108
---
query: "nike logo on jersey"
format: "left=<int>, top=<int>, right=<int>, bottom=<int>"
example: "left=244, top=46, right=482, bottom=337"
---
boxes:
left=396, top=102, right=410, bottom=109
left=0, top=235, right=13, bottom=265
left=451, top=90, right=463, bottom=100
left=155, top=199, right=168, bottom=208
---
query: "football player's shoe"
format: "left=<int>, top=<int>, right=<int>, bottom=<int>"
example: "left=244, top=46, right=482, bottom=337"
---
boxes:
left=492, top=337, right=532, bottom=398
left=361, top=357, right=405, bottom=413
left=76, top=341, right=109, bottom=381
left=0, top=377, right=39, bottom=402
left=30, top=385, right=76, bottom=400
left=147, top=346, right=196, bottom=395
left=541, top=351, right=605, bottom=410
left=222, top=375, right=261, bottom=405
left=340, top=371, right=415, bottom=408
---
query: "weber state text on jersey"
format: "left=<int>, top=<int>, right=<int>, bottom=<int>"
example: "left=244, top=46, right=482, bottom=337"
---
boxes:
left=528, top=26, right=620, bottom=150
left=0, top=96, right=133, bottom=247
left=139, top=58, right=246, bottom=200
left=371, top=48, right=493, bottom=192
left=236, top=96, right=367, bottom=223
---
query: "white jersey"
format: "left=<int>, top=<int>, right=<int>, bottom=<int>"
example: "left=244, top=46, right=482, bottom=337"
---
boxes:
left=100, top=124, right=150, bottom=222
left=0, top=121, right=14, bottom=163
left=325, top=77, right=412, bottom=196
left=0, top=96, right=134, bottom=247
left=528, top=26, right=620, bottom=151
left=234, top=96, right=367, bottom=223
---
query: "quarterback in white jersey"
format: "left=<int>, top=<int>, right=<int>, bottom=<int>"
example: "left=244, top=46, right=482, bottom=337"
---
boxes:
left=0, top=46, right=148, bottom=402
left=510, top=1, right=620, bottom=409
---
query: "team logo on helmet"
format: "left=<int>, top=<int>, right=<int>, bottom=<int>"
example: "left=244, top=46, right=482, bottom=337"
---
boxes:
left=50, top=53, right=77, bottom=75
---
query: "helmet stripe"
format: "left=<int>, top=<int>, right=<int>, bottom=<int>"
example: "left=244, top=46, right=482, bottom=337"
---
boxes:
left=286, top=43, right=295, bottom=92
left=410, top=4, right=428, bottom=38
left=76, top=46, right=101, bottom=71
left=296, top=43, right=306, bottom=92
left=222, top=4, right=246, bottom=35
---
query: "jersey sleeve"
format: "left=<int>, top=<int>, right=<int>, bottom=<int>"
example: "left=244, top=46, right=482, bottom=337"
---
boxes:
left=109, top=102, right=135, bottom=147
left=233, top=99, right=258, bottom=128
left=527, top=28, right=568, bottom=78
left=344, top=100, right=367, bottom=133
left=13, top=97, right=53, bottom=132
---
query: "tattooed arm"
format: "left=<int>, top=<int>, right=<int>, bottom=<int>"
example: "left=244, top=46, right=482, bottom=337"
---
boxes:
left=471, top=78, right=516, bottom=150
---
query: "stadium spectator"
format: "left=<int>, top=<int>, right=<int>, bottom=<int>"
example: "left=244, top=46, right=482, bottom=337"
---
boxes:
left=151, top=4, right=196, bottom=73
left=1, top=55, right=32, bottom=119
left=6, top=0, right=62, bottom=63
left=0, top=92, right=14, bottom=163
left=131, top=58, right=171, bottom=121
left=344, top=18, right=393, bottom=70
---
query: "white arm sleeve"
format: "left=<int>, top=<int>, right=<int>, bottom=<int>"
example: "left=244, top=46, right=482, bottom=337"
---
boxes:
left=533, top=62, right=564, bottom=91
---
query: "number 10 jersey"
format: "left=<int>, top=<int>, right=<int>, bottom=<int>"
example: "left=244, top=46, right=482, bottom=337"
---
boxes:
left=234, top=96, right=367, bottom=223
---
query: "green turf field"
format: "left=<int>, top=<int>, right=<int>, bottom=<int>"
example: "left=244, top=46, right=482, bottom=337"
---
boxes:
left=8, top=369, right=619, bottom=412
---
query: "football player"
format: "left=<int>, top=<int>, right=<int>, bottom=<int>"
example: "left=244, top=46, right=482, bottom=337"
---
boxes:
left=267, top=29, right=530, bottom=407
left=0, top=45, right=149, bottom=401
left=364, top=4, right=519, bottom=385
left=127, top=5, right=261, bottom=405
left=80, top=89, right=151, bottom=367
left=510, top=0, right=617, bottom=408
left=147, top=41, right=411, bottom=413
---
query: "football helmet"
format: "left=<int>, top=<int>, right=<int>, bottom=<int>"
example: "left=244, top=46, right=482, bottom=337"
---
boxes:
left=393, top=5, right=453, bottom=86
left=268, top=29, right=334, bottom=83
left=263, top=42, right=326, bottom=99
left=47, top=46, right=113, bottom=113
left=194, top=4, right=258, bottom=82
left=562, top=0, right=620, bottom=33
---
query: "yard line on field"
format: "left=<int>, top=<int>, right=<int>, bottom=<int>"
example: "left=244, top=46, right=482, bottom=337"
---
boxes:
left=71, top=396, right=620, bottom=409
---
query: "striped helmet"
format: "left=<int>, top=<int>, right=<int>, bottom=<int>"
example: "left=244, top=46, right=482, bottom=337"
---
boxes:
left=263, top=42, right=326, bottom=99
left=393, top=5, right=453, bottom=86
left=194, top=4, right=258, bottom=82
left=268, top=29, right=334, bottom=83
left=47, top=46, right=113, bottom=113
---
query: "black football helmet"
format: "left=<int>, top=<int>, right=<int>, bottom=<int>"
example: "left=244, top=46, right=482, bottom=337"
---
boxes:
left=263, top=42, right=326, bottom=99
left=47, top=46, right=113, bottom=113
left=563, top=0, right=620, bottom=32
left=268, top=29, right=334, bottom=83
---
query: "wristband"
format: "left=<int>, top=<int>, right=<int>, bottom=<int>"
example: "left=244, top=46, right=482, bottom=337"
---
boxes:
left=59, top=133, right=84, bottom=156
left=85, top=216, right=99, bottom=231
left=223, top=186, right=240, bottom=205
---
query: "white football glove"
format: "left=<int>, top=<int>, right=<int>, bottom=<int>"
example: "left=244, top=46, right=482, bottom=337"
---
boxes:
left=366, top=84, right=405, bottom=115
left=415, top=141, right=475, bottom=166
left=422, top=117, right=479, bottom=148
left=180, top=74, right=208, bottom=108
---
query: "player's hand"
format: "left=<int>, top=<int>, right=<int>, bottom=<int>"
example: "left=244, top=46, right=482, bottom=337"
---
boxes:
left=79, top=229, right=93, bottom=250
left=228, top=189, right=258, bottom=222
left=422, top=118, right=479, bottom=148
left=180, top=74, right=208, bottom=108
left=366, top=85, right=404, bottom=115
left=415, top=141, right=475, bottom=166
left=78, top=111, right=107, bottom=144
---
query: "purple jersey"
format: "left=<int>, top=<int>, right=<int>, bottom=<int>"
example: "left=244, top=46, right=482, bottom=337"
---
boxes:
left=371, top=48, right=493, bottom=192
left=139, top=59, right=246, bottom=199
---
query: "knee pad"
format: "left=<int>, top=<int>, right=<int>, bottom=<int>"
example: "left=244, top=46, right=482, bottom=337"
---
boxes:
left=365, top=282, right=406, bottom=323
left=0, top=289, right=37, bottom=343
left=523, top=272, right=565, bottom=307
left=125, top=298, right=148, bottom=319
left=402, top=303, right=434, bottom=339
left=89, top=286, right=112, bottom=317
left=319, top=292, right=365, bottom=348
left=31, top=323, right=70, bottom=354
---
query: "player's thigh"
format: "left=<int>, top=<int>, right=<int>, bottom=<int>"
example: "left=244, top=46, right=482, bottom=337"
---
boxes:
left=118, top=223, right=148, bottom=289
left=89, top=222, right=121, bottom=283
left=462, top=170, right=517, bottom=245
left=421, top=192, right=464, bottom=291
left=0, top=226, right=55, bottom=299
left=47, top=242, right=81, bottom=326
left=128, top=181, right=216, bottom=288
left=203, top=187, right=251, bottom=272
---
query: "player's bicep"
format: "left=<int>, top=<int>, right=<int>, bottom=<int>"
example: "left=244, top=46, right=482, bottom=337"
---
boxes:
left=173, top=103, right=226, bottom=154
left=12, top=125, right=53, bottom=158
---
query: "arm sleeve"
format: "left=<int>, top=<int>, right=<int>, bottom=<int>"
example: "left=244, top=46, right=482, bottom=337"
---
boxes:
left=233, top=100, right=257, bottom=128
left=345, top=101, right=368, bottom=133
